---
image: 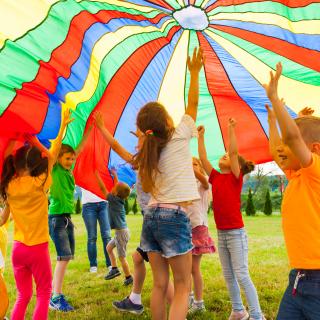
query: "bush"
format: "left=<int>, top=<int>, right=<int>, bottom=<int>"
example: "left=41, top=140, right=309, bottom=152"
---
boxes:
left=75, top=197, right=81, bottom=214
left=263, top=189, right=273, bottom=216
left=132, top=197, right=138, bottom=215
left=245, top=188, right=256, bottom=216
left=124, top=199, right=130, bottom=215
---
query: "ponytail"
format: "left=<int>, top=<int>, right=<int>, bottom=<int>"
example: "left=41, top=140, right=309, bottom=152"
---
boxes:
left=238, top=156, right=255, bottom=175
left=1, top=155, right=16, bottom=200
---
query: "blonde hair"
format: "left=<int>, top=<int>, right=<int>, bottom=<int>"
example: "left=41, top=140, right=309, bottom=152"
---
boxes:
left=295, top=116, right=320, bottom=143
left=115, top=182, right=131, bottom=199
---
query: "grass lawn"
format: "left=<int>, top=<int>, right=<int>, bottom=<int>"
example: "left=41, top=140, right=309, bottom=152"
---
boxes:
left=4, top=214, right=289, bottom=319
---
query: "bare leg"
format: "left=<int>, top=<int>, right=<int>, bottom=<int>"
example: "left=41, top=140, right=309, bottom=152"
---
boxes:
left=168, top=252, right=192, bottom=320
left=132, top=251, right=146, bottom=294
left=192, top=255, right=203, bottom=301
left=166, top=280, right=174, bottom=305
left=52, top=260, right=69, bottom=294
left=119, top=257, right=131, bottom=277
left=107, top=243, right=117, bottom=268
left=149, top=252, right=169, bottom=320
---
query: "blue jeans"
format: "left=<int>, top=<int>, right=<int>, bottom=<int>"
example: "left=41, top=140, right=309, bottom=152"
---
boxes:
left=82, top=202, right=111, bottom=267
left=277, top=269, right=320, bottom=320
left=218, top=228, right=262, bottom=320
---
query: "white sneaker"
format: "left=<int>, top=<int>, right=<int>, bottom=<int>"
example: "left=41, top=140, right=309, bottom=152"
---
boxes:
left=90, top=266, right=98, bottom=273
left=108, top=266, right=113, bottom=272
left=229, top=310, right=250, bottom=320
left=189, top=302, right=206, bottom=313
left=249, top=316, right=266, bottom=320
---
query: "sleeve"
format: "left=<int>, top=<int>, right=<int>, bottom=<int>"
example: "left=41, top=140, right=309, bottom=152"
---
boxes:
left=301, top=153, right=320, bottom=179
left=208, top=168, right=219, bottom=184
left=174, top=114, right=198, bottom=140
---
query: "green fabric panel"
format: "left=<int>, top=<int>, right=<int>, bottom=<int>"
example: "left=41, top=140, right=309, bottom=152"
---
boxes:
left=209, top=28, right=320, bottom=86
left=63, top=21, right=178, bottom=148
left=0, top=0, right=163, bottom=114
left=207, top=2, right=320, bottom=22
left=186, top=30, right=225, bottom=168
left=164, top=0, right=182, bottom=10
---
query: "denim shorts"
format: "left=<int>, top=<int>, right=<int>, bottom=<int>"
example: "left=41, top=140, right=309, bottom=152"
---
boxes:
left=49, top=214, right=75, bottom=261
left=108, top=228, right=130, bottom=258
left=140, top=207, right=193, bottom=258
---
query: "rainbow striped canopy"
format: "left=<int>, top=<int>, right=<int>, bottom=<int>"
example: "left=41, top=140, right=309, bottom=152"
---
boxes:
left=0, top=0, right=319, bottom=195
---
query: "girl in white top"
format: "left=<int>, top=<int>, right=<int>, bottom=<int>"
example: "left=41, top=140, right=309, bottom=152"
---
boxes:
left=187, top=157, right=215, bottom=313
left=133, top=47, right=204, bottom=320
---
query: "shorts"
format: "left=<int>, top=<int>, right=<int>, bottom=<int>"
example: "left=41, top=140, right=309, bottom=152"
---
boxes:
left=136, top=246, right=149, bottom=262
left=49, top=214, right=75, bottom=261
left=140, top=206, right=193, bottom=258
left=108, top=228, right=130, bottom=258
left=192, top=225, right=216, bottom=255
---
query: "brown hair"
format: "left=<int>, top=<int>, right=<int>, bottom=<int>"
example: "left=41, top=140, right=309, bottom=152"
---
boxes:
left=115, top=182, right=131, bottom=199
left=238, top=156, right=255, bottom=175
left=294, top=116, right=320, bottom=143
left=58, top=144, right=76, bottom=158
left=1, top=145, right=48, bottom=200
left=132, top=102, right=174, bottom=194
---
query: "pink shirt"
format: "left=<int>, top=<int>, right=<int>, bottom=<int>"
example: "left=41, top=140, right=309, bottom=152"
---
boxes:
left=209, top=168, right=244, bottom=230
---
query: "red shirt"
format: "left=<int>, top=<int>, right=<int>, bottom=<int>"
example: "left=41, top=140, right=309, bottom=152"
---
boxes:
left=209, top=168, right=244, bottom=230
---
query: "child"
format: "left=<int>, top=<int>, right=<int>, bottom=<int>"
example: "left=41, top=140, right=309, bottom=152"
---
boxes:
left=49, top=110, right=92, bottom=312
left=95, top=169, right=133, bottom=286
left=0, top=131, right=62, bottom=319
left=187, top=157, right=215, bottom=313
left=264, top=63, right=320, bottom=320
left=94, top=114, right=174, bottom=314
left=132, top=47, right=203, bottom=320
left=198, top=120, right=264, bottom=320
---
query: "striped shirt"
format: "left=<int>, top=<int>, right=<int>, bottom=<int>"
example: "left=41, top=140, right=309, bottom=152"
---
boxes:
left=149, top=114, right=200, bottom=204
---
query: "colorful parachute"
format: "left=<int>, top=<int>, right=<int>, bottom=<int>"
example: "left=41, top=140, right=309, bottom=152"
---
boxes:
left=0, top=0, right=319, bottom=196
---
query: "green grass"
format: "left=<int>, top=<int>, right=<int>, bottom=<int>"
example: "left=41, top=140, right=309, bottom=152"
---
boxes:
left=4, top=214, right=289, bottom=319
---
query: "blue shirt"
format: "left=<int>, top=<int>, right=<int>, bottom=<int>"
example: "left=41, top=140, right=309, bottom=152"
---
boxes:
left=107, top=194, right=127, bottom=229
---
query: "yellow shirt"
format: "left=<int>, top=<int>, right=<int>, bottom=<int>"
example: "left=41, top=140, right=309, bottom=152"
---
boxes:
left=7, top=173, right=52, bottom=246
left=282, top=153, right=320, bottom=269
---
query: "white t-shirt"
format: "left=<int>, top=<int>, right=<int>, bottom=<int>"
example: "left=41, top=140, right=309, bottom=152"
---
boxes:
left=186, top=180, right=211, bottom=228
left=149, top=114, right=200, bottom=204
left=81, top=188, right=106, bottom=204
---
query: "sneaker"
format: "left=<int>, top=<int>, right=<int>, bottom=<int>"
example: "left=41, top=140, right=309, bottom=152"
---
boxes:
left=105, top=268, right=121, bottom=280
left=229, top=310, right=250, bottom=320
left=123, top=275, right=133, bottom=286
left=49, top=294, right=74, bottom=312
left=189, top=302, right=206, bottom=313
left=90, top=266, right=98, bottom=273
left=112, top=296, right=144, bottom=315
left=249, top=316, right=266, bottom=320
left=107, top=265, right=113, bottom=272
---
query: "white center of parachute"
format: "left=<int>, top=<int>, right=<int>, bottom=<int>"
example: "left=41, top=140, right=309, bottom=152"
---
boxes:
left=173, top=6, right=209, bottom=31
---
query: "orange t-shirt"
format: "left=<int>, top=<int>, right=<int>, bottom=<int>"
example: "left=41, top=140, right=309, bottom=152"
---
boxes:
left=282, top=153, right=320, bottom=269
left=7, top=173, right=52, bottom=246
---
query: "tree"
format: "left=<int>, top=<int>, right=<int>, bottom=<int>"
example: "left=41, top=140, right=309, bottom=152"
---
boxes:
left=124, top=198, right=130, bottom=215
left=245, top=188, right=256, bottom=216
left=75, top=197, right=81, bottom=214
left=263, top=189, right=273, bottom=216
left=132, top=197, right=138, bottom=215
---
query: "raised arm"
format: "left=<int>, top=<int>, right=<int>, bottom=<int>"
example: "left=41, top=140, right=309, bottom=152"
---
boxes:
left=264, top=63, right=312, bottom=167
left=50, top=109, right=74, bottom=164
left=0, top=204, right=10, bottom=227
left=185, top=47, right=204, bottom=121
left=197, top=126, right=213, bottom=176
left=228, top=118, right=241, bottom=178
left=266, top=104, right=282, bottom=167
left=94, top=170, right=109, bottom=199
left=4, top=139, right=16, bottom=159
left=111, top=168, right=119, bottom=185
left=75, top=123, right=93, bottom=157
left=194, top=168, right=209, bottom=190
left=94, top=111, right=133, bottom=163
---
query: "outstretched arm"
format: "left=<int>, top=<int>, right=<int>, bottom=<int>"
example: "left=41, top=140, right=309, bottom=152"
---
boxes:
left=111, top=168, right=119, bottom=185
left=266, top=104, right=282, bottom=167
left=194, top=168, right=209, bottom=190
left=50, top=109, right=74, bottom=164
left=197, top=126, right=213, bottom=176
left=75, top=123, right=93, bottom=157
left=228, top=118, right=241, bottom=178
left=94, top=111, right=133, bottom=163
left=185, top=47, right=204, bottom=121
left=0, top=204, right=10, bottom=227
left=264, top=63, right=312, bottom=167
left=95, top=170, right=109, bottom=199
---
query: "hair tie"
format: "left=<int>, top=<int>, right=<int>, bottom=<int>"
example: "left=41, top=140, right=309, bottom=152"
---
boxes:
left=145, top=129, right=154, bottom=136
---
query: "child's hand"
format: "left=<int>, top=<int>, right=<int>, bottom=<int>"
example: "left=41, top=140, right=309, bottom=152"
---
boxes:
left=298, top=106, right=314, bottom=117
left=93, top=111, right=104, bottom=129
left=263, top=62, right=282, bottom=102
left=228, top=118, right=236, bottom=128
left=197, top=125, right=205, bottom=137
left=187, top=47, right=204, bottom=74
left=62, top=109, right=75, bottom=126
left=110, top=168, right=117, bottom=176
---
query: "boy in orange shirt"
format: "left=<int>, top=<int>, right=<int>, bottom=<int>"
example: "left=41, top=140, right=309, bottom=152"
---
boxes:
left=264, top=63, right=320, bottom=320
